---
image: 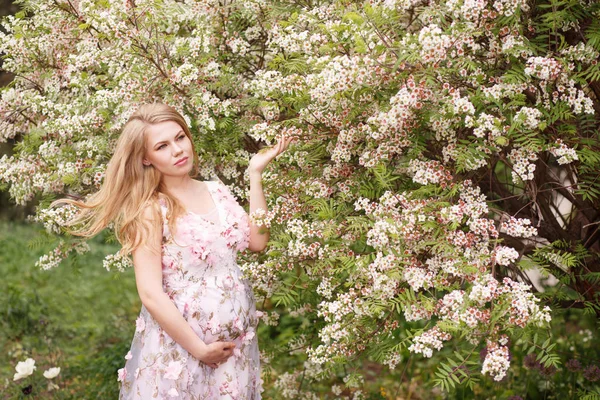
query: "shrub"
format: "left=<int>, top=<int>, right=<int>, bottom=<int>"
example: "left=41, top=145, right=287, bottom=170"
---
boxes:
left=1, top=0, right=599, bottom=397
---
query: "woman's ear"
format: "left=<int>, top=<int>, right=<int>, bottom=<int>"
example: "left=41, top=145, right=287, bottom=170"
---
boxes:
left=142, top=159, right=151, bottom=166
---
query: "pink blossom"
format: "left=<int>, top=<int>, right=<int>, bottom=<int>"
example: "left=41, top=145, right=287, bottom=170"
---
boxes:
left=207, top=314, right=221, bottom=334
left=219, top=381, right=239, bottom=397
left=234, top=317, right=245, bottom=331
left=222, top=275, right=235, bottom=289
left=243, top=329, right=256, bottom=345
left=117, top=367, right=127, bottom=382
left=162, top=253, right=177, bottom=270
left=190, top=243, right=210, bottom=261
left=164, top=361, right=183, bottom=380
left=135, top=316, right=146, bottom=333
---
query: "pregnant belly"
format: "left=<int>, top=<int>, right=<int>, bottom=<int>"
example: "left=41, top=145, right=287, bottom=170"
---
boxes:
left=173, top=275, right=257, bottom=346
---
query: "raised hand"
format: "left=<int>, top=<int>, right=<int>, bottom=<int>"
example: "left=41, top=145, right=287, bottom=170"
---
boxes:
left=248, top=134, right=295, bottom=176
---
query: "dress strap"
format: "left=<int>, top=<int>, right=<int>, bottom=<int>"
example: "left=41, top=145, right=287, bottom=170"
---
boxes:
left=204, top=180, right=225, bottom=227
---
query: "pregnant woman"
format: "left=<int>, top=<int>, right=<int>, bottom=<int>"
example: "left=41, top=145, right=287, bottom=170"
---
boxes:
left=55, top=103, right=293, bottom=399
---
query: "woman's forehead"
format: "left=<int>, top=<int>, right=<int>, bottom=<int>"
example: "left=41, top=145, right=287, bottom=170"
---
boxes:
left=145, top=121, right=184, bottom=145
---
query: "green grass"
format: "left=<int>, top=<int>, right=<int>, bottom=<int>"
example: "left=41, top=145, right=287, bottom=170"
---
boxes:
left=0, top=221, right=140, bottom=399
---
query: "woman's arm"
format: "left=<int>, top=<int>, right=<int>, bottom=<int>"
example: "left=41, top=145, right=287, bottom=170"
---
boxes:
left=246, top=134, right=295, bottom=252
left=132, top=205, right=235, bottom=367
left=247, top=170, right=269, bottom=252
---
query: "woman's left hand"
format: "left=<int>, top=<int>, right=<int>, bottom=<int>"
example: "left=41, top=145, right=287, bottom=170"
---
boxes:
left=248, top=134, right=295, bottom=175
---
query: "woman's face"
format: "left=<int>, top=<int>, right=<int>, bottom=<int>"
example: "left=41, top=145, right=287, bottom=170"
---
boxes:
left=143, top=120, right=194, bottom=177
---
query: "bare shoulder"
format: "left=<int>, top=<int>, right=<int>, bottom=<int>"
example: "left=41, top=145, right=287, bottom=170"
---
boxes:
left=133, top=199, right=163, bottom=256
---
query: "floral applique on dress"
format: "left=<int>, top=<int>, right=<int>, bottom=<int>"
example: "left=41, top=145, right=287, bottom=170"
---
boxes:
left=118, top=180, right=261, bottom=400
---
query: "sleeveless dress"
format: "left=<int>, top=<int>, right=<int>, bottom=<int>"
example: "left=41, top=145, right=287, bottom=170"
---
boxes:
left=118, top=180, right=261, bottom=400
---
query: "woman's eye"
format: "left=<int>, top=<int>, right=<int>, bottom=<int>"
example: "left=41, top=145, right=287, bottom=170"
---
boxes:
left=177, top=135, right=185, bottom=141
left=157, top=144, right=166, bottom=150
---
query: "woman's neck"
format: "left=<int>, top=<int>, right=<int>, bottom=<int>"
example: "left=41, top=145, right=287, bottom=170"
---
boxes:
left=161, top=175, right=194, bottom=195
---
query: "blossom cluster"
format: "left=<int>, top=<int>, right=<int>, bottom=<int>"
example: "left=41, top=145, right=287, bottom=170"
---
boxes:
left=31, top=204, right=79, bottom=235
left=500, top=217, right=538, bottom=238
left=310, top=179, right=550, bottom=378
left=524, top=57, right=563, bottom=81
left=548, top=139, right=579, bottom=165
left=408, top=159, right=454, bottom=187
left=481, top=341, right=511, bottom=381
left=103, top=252, right=134, bottom=272
left=239, top=259, right=283, bottom=301
left=249, top=207, right=276, bottom=228
left=408, top=327, right=452, bottom=358
left=508, top=147, right=539, bottom=183
left=35, top=241, right=91, bottom=271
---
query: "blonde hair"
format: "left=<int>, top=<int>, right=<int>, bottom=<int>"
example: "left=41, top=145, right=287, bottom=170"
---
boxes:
left=52, top=103, right=200, bottom=256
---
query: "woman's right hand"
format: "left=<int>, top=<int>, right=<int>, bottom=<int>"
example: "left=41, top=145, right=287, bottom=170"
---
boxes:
left=195, top=341, right=236, bottom=368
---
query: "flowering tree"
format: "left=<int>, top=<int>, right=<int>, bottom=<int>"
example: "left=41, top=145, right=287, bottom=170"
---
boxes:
left=1, top=0, right=600, bottom=396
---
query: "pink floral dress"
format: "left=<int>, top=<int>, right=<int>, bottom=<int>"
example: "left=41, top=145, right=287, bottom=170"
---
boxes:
left=118, top=180, right=261, bottom=400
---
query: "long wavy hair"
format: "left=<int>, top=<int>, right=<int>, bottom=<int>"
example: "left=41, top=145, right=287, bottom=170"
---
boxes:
left=52, top=103, right=200, bottom=256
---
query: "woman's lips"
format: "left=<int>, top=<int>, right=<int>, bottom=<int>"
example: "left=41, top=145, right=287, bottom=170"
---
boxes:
left=174, top=157, right=188, bottom=166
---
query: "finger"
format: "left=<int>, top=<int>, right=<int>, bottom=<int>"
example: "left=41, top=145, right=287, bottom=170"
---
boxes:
left=222, top=342, right=236, bottom=350
left=264, top=144, right=279, bottom=158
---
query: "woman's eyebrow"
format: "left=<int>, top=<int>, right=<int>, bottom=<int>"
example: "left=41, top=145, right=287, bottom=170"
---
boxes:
left=153, top=130, right=185, bottom=147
